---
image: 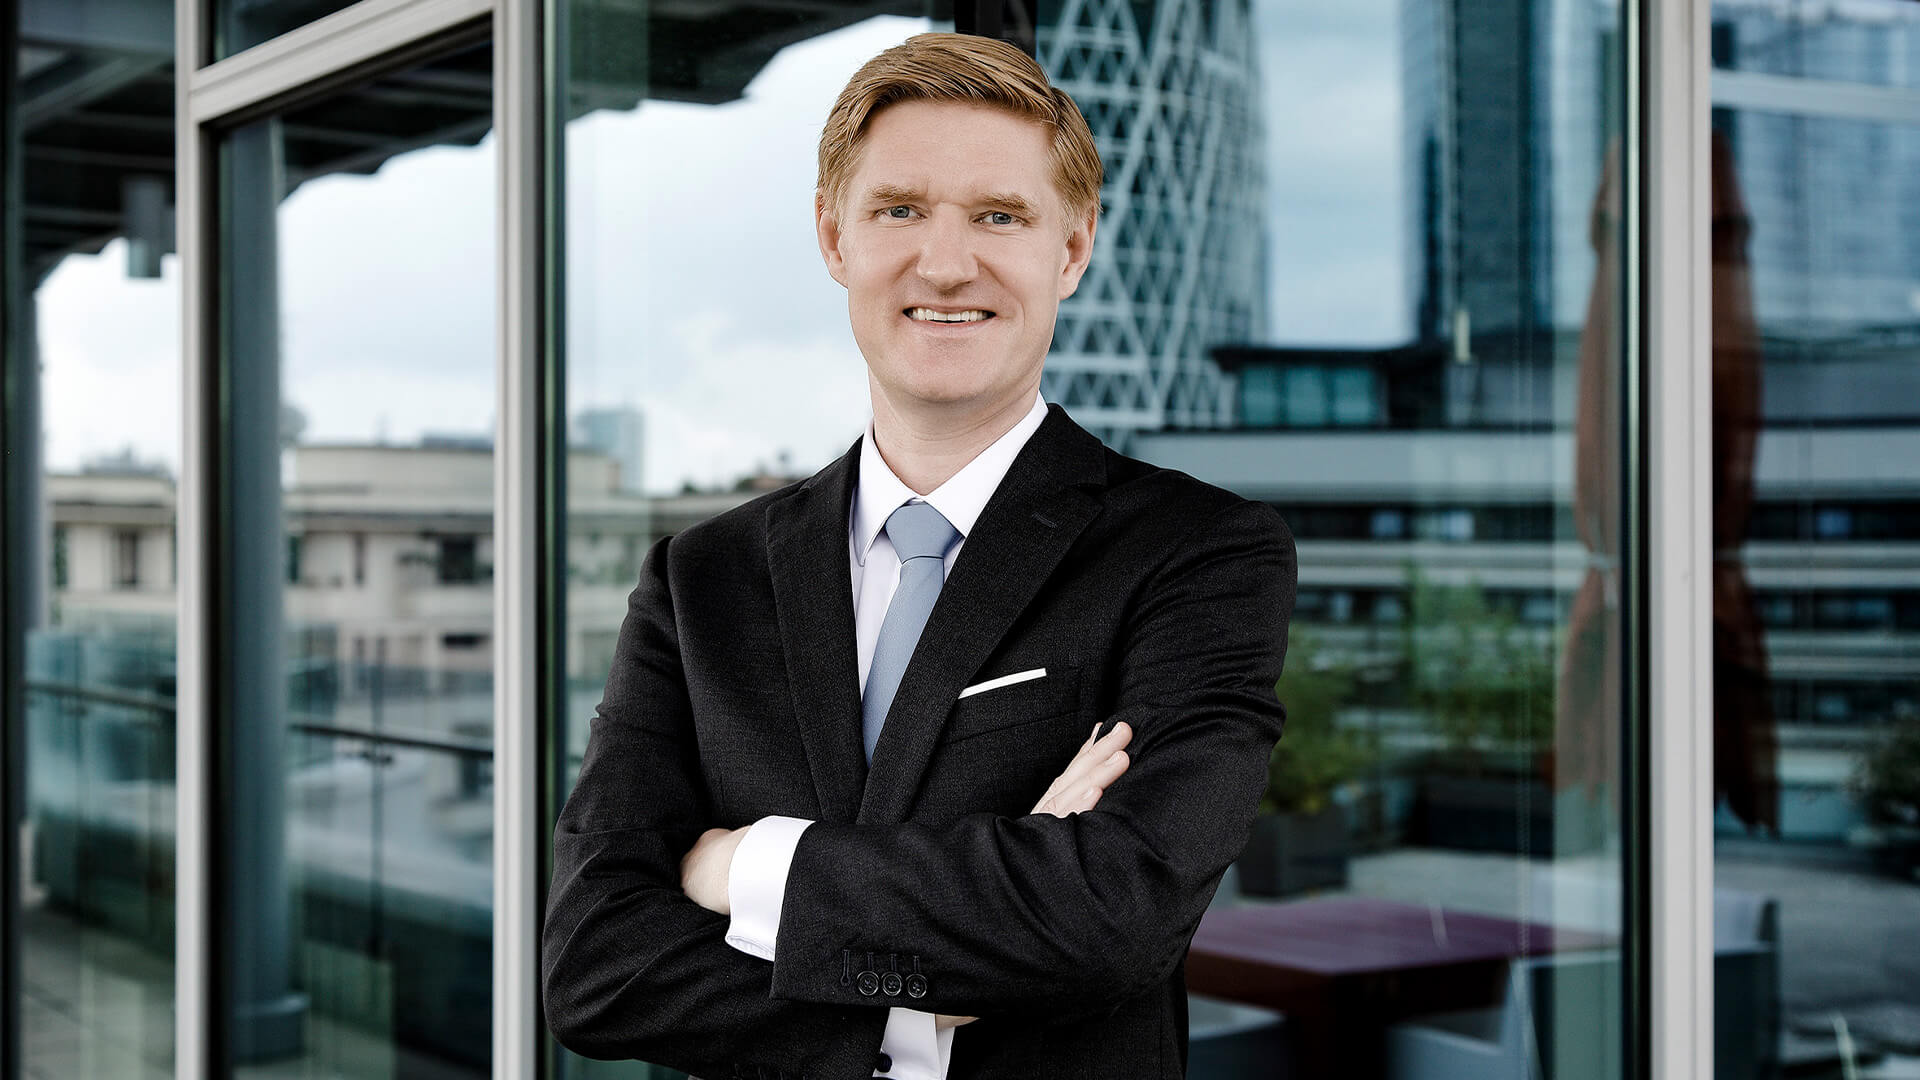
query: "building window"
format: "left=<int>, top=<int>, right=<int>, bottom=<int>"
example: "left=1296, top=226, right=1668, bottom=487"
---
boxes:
left=286, top=534, right=303, bottom=584
left=1370, top=508, right=1407, bottom=540
left=1326, top=591, right=1355, bottom=623
left=442, top=632, right=486, bottom=650
left=1240, top=366, right=1284, bottom=426
left=437, top=535, right=479, bottom=584
left=1328, top=367, right=1380, bottom=426
left=52, top=526, right=69, bottom=590
left=113, top=529, right=140, bottom=589
left=1814, top=506, right=1853, bottom=539
left=1415, top=508, right=1476, bottom=542
left=1282, top=367, right=1330, bottom=426
left=353, top=532, right=367, bottom=586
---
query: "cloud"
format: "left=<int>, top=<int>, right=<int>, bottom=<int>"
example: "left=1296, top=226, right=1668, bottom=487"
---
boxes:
left=1256, top=0, right=1407, bottom=345
left=30, top=8, right=1422, bottom=479
left=35, top=242, right=182, bottom=473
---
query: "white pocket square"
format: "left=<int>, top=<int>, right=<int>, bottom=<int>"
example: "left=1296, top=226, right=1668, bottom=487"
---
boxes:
left=958, top=667, right=1047, bottom=699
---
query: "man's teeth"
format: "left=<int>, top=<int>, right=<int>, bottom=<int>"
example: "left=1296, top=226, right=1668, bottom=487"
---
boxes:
left=906, top=308, right=992, bottom=322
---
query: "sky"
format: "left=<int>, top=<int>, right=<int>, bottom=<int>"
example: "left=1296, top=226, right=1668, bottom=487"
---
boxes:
left=33, top=1, right=1406, bottom=493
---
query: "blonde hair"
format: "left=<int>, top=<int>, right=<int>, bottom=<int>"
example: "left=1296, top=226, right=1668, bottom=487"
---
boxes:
left=816, top=32, right=1104, bottom=232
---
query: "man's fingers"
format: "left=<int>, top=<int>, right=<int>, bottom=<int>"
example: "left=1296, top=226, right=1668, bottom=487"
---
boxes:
left=1046, top=722, right=1132, bottom=801
left=1031, top=742, right=1130, bottom=817
left=1040, top=722, right=1131, bottom=805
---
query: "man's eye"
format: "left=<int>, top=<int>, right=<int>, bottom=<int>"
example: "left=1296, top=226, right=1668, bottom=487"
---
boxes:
left=986, top=211, right=1017, bottom=225
left=884, top=205, right=915, bottom=219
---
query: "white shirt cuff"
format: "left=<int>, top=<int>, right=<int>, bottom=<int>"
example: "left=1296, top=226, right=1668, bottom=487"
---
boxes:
left=875, top=1007, right=955, bottom=1079
left=722, top=815, right=814, bottom=961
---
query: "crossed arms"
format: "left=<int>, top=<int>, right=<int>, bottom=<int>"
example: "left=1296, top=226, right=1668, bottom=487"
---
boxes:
left=541, top=499, right=1295, bottom=1076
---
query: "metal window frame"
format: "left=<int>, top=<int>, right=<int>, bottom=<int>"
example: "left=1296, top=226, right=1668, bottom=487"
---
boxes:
left=494, top=0, right=553, bottom=1076
left=1712, top=68, right=1920, bottom=124
left=1639, top=0, right=1715, bottom=1078
left=173, top=1, right=537, bottom=1077
left=191, top=0, right=493, bottom=125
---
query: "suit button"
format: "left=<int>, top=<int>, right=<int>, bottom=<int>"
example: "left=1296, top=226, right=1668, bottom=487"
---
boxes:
left=905, top=973, right=928, bottom=999
left=874, top=1052, right=892, bottom=1072
left=856, top=970, right=881, bottom=996
left=881, top=971, right=903, bottom=997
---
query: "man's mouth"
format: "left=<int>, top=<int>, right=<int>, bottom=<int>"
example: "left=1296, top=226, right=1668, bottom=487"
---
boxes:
left=904, top=307, right=995, bottom=323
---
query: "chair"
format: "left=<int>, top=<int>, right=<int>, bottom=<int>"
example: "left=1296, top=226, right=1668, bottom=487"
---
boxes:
left=1386, top=887, right=1781, bottom=1080
left=1384, top=949, right=1621, bottom=1080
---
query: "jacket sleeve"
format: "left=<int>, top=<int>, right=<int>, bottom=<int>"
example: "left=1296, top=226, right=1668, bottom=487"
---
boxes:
left=765, top=499, right=1297, bottom=1020
left=542, top=534, right=890, bottom=1077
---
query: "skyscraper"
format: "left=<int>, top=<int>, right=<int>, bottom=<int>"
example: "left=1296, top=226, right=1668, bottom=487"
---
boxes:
left=1037, top=0, right=1270, bottom=443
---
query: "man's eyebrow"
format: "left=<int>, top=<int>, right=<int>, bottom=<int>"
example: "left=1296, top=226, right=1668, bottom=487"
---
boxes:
left=860, top=184, right=1041, bottom=217
left=977, top=191, right=1040, bottom=217
left=862, top=183, right=925, bottom=205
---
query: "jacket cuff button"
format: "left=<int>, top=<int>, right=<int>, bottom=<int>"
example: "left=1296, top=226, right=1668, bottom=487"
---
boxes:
left=856, top=970, right=881, bottom=996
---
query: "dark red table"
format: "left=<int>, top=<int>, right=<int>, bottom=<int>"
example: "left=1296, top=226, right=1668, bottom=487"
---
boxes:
left=1185, top=895, right=1616, bottom=1077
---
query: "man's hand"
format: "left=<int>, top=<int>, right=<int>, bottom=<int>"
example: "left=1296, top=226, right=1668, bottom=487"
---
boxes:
left=1031, top=721, right=1131, bottom=818
left=939, top=720, right=1135, bottom=1031
left=680, top=825, right=750, bottom=915
left=682, top=724, right=1132, bottom=1027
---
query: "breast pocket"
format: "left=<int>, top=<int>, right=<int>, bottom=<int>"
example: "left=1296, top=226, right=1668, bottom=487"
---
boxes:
left=938, top=665, right=1084, bottom=745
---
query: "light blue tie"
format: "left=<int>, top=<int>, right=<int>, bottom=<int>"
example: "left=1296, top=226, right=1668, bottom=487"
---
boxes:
left=863, top=501, right=961, bottom=764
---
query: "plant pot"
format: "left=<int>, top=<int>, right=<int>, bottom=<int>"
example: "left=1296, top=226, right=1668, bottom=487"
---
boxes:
left=1235, top=806, right=1350, bottom=897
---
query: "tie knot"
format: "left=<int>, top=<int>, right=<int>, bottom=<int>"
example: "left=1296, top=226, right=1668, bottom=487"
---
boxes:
left=884, top=501, right=960, bottom=562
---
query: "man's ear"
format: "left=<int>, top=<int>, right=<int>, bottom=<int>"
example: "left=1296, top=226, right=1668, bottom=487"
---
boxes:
left=816, top=192, right=848, bottom=288
left=1057, top=208, right=1097, bottom=300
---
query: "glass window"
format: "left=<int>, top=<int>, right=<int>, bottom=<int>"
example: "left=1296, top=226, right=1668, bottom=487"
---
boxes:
left=1281, top=365, right=1330, bottom=426
left=216, top=42, right=494, bottom=1078
left=1328, top=366, right=1379, bottom=426
left=1815, top=506, right=1854, bottom=540
left=546, top=0, right=1631, bottom=1075
left=1240, top=364, right=1284, bottom=426
left=1711, top=3, right=1920, bottom=1075
left=11, top=3, right=182, bottom=1070
left=112, top=528, right=140, bottom=588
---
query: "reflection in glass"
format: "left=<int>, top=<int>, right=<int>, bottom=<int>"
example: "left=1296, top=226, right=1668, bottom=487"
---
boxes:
left=13, top=6, right=181, bottom=1073
left=550, top=0, right=1630, bottom=1075
left=1710, top=2, right=1920, bottom=1076
left=217, top=44, right=494, bottom=1078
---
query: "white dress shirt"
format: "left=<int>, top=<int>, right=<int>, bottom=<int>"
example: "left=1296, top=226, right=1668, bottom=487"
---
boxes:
left=724, top=390, right=1050, bottom=1080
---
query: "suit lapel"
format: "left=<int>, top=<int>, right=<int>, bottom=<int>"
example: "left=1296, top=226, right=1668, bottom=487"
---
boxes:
left=766, top=436, right=868, bottom=825
left=857, top=405, right=1107, bottom=825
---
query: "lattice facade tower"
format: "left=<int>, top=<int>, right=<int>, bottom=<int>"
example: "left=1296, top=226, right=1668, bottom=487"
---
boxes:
left=1036, top=0, right=1269, bottom=444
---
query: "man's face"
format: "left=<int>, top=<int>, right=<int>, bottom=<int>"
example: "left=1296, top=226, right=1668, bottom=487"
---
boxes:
left=817, top=99, right=1096, bottom=418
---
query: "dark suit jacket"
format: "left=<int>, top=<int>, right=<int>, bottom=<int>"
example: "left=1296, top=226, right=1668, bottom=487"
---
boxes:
left=543, top=403, right=1297, bottom=1080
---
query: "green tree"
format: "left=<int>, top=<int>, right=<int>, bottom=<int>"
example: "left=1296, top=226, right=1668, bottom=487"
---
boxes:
left=1400, top=562, right=1556, bottom=777
left=1851, top=704, right=1920, bottom=829
left=1264, top=631, right=1375, bottom=814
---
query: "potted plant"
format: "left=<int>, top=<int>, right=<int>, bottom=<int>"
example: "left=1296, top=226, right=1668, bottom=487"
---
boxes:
left=1400, top=565, right=1566, bottom=854
left=1235, top=633, right=1375, bottom=897
left=1848, top=703, right=1920, bottom=879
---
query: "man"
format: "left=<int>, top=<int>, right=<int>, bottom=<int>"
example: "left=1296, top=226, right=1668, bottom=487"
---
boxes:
left=542, top=31, right=1295, bottom=1080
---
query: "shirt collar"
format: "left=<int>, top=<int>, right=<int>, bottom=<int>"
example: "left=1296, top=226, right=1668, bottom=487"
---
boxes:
left=851, top=391, right=1049, bottom=566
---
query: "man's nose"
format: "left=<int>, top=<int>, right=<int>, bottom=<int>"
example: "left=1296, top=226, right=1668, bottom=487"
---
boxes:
left=915, top=210, right=979, bottom=290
